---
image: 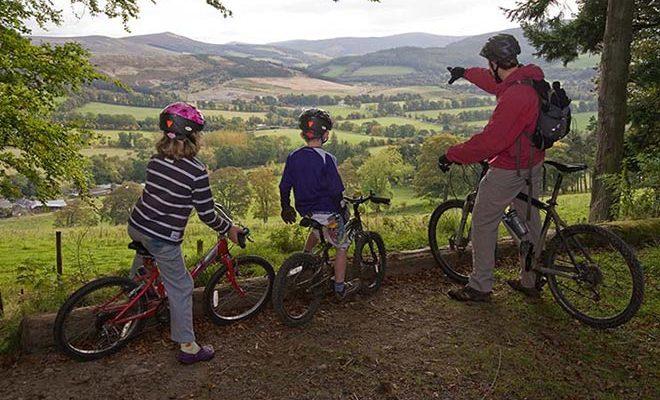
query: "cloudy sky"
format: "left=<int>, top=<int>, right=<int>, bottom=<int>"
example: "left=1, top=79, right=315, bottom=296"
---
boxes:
left=29, top=0, right=577, bottom=43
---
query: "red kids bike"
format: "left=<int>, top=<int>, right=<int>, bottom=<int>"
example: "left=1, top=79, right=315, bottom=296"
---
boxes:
left=54, top=205, right=274, bottom=361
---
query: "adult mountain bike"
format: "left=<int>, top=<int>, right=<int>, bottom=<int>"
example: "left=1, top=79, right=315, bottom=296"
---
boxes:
left=428, top=160, right=644, bottom=329
left=272, top=193, right=389, bottom=327
left=54, top=204, right=274, bottom=361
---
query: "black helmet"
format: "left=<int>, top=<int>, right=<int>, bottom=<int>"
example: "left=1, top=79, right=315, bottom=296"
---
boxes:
left=479, top=34, right=521, bottom=63
left=298, top=108, right=333, bottom=140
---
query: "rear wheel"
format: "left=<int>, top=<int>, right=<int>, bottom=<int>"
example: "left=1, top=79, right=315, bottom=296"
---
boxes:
left=272, top=252, right=325, bottom=327
left=53, top=276, right=146, bottom=361
left=354, top=232, right=387, bottom=295
left=544, top=224, right=644, bottom=329
left=428, top=199, right=473, bottom=284
left=204, top=256, right=274, bottom=326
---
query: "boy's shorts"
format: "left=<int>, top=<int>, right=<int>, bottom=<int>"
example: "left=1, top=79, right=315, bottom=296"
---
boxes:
left=310, top=211, right=350, bottom=250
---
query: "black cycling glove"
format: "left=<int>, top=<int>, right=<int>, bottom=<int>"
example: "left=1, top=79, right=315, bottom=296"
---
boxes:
left=281, top=205, right=297, bottom=224
left=438, top=154, right=453, bottom=172
left=447, top=66, right=466, bottom=84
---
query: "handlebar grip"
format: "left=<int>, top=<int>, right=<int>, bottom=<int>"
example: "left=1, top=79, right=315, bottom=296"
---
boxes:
left=371, top=196, right=391, bottom=205
left=237, top=228, right=249, bottom=249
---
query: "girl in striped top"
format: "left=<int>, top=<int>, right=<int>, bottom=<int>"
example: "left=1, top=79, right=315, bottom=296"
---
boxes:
left=128, top=102, right=241, bottom=364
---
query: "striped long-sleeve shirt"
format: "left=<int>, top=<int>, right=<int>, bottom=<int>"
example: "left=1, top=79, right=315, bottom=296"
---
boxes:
left=129, top=155, right=232, bottom=244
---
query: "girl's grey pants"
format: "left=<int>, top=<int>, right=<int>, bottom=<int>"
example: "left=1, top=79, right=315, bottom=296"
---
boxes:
left=128, top=225, right=195, bottom=343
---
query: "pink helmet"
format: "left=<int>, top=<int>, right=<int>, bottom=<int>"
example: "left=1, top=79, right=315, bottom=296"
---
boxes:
left=159, top=102, right=205, bottom=140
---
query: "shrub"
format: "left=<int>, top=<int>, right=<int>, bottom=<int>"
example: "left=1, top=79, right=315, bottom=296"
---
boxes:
left=268, top=224, right=306, bottom=253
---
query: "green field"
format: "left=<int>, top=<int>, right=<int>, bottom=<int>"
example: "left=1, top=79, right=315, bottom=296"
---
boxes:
left=0, top=191, right=593, bottom=287
left=76, top=102, right=267, bottom=120
left=321, top=65, right=349, bottom=78
left=255, top=128, right=373, bottom=146
left=411, top=105, right=495, bottom=117
left=351, top=66, right=416, bottom=76
left=572, top=111, right=597, bottom=132
left=347, top=117, right=443, bottom=131
left=323, top=105, right=373, bottom=118
left=372, top=85, right=453, bottom=100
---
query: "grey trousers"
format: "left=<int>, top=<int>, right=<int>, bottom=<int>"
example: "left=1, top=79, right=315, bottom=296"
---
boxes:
left=468, top=164, right=543, bottom=293
left=128, top=225, right=195, bottom=343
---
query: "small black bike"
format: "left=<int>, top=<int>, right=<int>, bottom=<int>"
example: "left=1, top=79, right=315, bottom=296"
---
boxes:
left=272, top=193, right=390, bottom=327
left=428, top=160, right=644, bottom=329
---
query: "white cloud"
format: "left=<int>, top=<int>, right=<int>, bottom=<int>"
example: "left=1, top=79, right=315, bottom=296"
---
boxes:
left=28, top=0, right=577, bottom=43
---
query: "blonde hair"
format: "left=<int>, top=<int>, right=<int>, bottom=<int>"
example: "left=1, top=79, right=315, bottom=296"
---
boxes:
left=156, top=133, right=201, bottom=159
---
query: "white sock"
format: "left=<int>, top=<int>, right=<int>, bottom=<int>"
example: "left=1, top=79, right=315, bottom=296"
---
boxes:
left=180, top=342, right=201, bottom=354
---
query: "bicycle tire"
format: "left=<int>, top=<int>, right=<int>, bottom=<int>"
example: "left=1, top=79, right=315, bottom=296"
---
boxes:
left=53, top=276, right=147, bottom=361
left=272, top=252, right=324, bottom=327
left=354, top=231, right=387, bottom=295
left=428, top=199, right=471, bottom=284
left=203, top=255, right=274, bottom=326
left=543, top=224, right=644, bottom=329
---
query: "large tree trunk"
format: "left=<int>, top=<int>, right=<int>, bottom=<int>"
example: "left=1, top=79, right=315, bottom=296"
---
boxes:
left=589, top=0, right=635, bottom=222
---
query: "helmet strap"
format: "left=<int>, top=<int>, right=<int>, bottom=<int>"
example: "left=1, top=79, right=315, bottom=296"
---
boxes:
left=490, top=62, right=503, bottom=83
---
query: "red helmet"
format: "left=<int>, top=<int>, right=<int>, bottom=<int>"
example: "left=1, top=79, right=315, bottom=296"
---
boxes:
left=159, top=102, right=205, bottom=140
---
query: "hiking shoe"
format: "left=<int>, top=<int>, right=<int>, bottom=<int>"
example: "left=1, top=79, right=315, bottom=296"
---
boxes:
left=176, top=345, right=215, bottom=365
left=507, top=279, right=541, bottom=299
left=335, top=281, right=359, bottom=301
left=447, top=286, right=491, bottom=302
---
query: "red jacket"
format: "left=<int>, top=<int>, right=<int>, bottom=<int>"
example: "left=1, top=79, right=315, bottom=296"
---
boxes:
left=446, top=64, right=545, bottom=170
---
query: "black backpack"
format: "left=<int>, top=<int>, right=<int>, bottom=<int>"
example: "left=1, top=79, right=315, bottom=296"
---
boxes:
left=515, top=79, right=572, bottom=221
left=521, top=79, right=572, bottom=150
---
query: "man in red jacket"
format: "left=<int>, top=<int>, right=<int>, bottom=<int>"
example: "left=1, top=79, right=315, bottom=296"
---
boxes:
left=439, top=34, right=544, bottom=302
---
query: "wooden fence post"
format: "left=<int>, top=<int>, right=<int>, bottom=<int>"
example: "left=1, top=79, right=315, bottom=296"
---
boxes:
left=197, top=239, right=204, bottom=257
left=56, top=231, right=63, bottom=277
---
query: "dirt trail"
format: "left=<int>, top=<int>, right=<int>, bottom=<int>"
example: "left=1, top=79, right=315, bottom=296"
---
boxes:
left=1, top=269, right=657, bottom=400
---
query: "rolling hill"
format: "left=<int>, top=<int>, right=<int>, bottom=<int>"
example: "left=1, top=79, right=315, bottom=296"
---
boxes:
left=306, top=28, right=599, bottom=85
left=271, top=32, right=464, bottom=57
left=32, top=32, right=323, bottom=67
left=33, top=29, right=598, bottom=100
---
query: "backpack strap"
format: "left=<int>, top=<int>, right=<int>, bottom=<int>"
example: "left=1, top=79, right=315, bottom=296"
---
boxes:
left=513, top=79, right=538, bottom=221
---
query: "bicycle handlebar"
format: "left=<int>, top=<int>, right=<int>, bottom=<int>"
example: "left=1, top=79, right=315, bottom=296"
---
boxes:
left=343, top=192, right=391, bottom=206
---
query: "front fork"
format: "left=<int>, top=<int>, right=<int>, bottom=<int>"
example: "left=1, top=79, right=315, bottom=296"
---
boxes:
left=221, top=254, right=246, bottom=297
left=452, top=192, right=476, bottom=249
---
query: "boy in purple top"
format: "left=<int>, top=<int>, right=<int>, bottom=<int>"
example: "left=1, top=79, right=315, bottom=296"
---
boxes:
left=279, top=108, right=357, bottom=299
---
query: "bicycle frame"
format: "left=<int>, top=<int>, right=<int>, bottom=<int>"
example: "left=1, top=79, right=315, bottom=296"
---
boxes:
left=106, top=235, right=244, bottom=326
left=451, top=162, right=586, bottom=278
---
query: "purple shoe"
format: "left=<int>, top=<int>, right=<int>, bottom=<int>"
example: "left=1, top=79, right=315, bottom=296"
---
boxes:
left=176, top=345, right=215, bottom=364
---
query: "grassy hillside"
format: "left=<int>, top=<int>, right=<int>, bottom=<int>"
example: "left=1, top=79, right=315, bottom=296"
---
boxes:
left=351, top=66, right=416, bottom=76
left=307, top=28, right=597, bottom=86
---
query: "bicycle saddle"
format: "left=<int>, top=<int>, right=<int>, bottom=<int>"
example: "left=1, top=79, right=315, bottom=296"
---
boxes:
left=128, top=241, right=153, bottom=257
left=299, top=217, right=324, bottom=231
left=544, top=160, right=588, bottom=174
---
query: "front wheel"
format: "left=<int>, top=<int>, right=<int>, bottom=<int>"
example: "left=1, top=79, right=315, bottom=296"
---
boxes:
left=204, top=255, right=274, bottom=326
left=53, top=276, right=147, bottom=361
left=543, top=224, right=644, bottom=329
left=428, top=199, right=473, bottom=284
left=272, top=252, right=325, bottom=327
left=354, top=231, right=387, bottom=295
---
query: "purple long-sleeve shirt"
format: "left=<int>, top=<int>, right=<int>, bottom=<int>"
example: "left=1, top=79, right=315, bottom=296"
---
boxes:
left=279, top=147, right=345, bottom=216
